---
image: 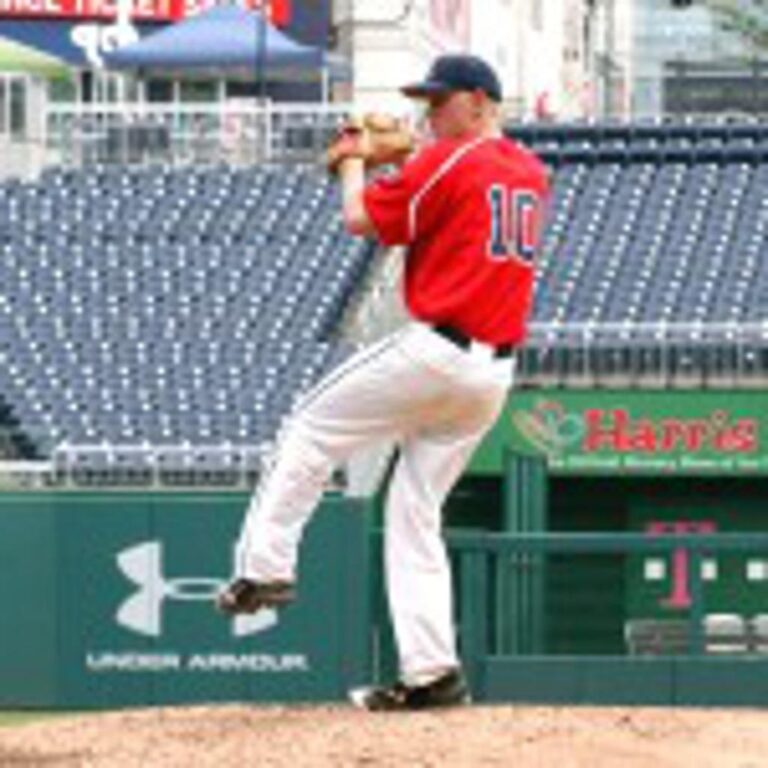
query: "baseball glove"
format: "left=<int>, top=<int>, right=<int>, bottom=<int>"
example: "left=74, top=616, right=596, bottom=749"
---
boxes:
left=326, top=113, right=415, bottom=175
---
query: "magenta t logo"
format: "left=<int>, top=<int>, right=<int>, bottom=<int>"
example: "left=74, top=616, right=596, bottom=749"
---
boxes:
left=646, top=521, right=716, bottom=608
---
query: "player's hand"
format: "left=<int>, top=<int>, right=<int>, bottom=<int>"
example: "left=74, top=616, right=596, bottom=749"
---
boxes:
left=326, top=113, right=415, bottom=176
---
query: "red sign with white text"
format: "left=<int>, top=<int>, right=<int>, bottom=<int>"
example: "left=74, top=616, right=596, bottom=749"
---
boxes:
left=0, top=0, right=290, bottom=24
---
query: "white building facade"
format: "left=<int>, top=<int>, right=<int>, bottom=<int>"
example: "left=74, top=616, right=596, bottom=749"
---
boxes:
left=334, top=0, right=634, bottom=120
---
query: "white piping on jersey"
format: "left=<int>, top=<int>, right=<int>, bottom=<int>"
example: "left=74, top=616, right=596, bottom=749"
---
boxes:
left=407, top=136, right=489, bottom=241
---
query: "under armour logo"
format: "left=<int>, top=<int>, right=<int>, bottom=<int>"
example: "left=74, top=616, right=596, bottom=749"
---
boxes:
left=116, top=541, right=276, bottom=638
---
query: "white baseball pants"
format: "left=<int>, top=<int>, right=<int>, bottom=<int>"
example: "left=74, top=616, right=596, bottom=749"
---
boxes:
left=236, top=321, right=513, bottom=685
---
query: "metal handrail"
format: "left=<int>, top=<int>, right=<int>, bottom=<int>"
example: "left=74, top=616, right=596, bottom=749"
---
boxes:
left=43, top=101, right=357, bottom=168
left=45, top=102, right=355, bottom=118
left=449, top=530, right=768, bottom=671
left=448, top=530, right=768, bottom=554
left=529, top=322, right=768, bottom=333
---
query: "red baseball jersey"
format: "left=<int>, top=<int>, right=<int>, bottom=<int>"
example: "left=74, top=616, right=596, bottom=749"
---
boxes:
left=363, top=135, right=549, bottom=346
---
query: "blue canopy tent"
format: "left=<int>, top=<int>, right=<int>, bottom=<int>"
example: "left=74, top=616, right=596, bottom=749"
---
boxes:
left=103, top=5, right=348, bottom=97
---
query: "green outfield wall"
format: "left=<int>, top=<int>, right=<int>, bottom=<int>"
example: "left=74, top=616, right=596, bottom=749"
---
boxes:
left=0, top=493, right=371, bottom=709
left=5, top=395, right=768, bottom=710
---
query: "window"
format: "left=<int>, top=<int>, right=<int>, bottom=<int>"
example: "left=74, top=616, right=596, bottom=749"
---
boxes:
left=146, top=79, right=174, bottom=103
left=0, top=79, right=6, bottom=135
left=180, top=80, right=217, bottom=103
left=9, top=78, right=25, bottom=137
left=47, top=78, right=77, bottom=104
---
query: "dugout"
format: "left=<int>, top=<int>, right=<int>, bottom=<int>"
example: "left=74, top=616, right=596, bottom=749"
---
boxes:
left=445, top=472, right=768, bottom=654
left=455, top=389, right=768, bottom=651
left=4, top=388, right=768, bottom=709
left=398, top=387, right=768, bottom=706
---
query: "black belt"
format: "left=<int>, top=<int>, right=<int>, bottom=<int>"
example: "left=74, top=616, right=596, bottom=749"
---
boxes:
left=432, top=324, right=514, bottom=359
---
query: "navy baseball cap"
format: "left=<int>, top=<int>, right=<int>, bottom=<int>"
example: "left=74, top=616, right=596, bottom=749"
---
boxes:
left=401, top=54, right=503, bottom=103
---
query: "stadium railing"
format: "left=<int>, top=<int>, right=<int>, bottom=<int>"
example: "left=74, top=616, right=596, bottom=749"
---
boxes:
left=450, top=530, right=768, bottom=702
left=521, top=321, right=768, bottom=389
left=346, top=263, right=768, bottom=389
left=42, top=102, right=356, bottom=168
left=0, top=430, right=355, bottom=493
left=50, top=442, right=269, bottom=489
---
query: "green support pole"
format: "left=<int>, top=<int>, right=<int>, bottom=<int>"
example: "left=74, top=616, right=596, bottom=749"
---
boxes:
left=459, top=551, right=489, bottom=697
left=502, top=449, right=548, bottom=654
left=688, top=549, right=705, bottom=655
left=502, top=450, right=522, bottom=655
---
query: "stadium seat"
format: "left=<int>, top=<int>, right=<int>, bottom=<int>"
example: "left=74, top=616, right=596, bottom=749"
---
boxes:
left=703, top=613, right=749, bottom=654
left=0, top=166, right=369, bottom=468
left=517, top=121, right=768, bottom=388
left=624, top=618, right=691, bottom=655
left=4, top=122, right=768, bottom=461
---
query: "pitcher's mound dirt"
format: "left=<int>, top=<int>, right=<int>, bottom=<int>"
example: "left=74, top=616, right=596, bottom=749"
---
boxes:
left=1, top=703, right=767, bottom=767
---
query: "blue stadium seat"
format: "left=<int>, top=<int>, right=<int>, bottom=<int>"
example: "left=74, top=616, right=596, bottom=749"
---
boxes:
left=512, top=121, right=768, bottom=387
left=0, top=166, right=373, bottom=465
left=4, top=123, right=768, bottom=458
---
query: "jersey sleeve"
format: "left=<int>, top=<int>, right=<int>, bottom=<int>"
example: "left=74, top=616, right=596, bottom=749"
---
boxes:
left=363, top=142, right=450, bottom=246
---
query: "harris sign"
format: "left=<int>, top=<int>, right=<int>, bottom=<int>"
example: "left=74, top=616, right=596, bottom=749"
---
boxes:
left=471, top=391, right=768, bottom=475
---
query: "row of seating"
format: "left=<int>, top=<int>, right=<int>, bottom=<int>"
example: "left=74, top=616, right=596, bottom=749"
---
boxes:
left=1, top=122, right=767, bottom=468
left=518, top=339, right=768, bottom=389
left=506, top=119, right=768, bottom=146
left=626, top=614, right=768, bottom=656
left=506, top=120, right=768, bottom=166
left=513, top=123, right=768, bottom=387
left=0, top=165, right=370, bottom=464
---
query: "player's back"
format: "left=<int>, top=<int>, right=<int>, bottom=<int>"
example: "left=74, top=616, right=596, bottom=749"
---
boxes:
left=403, top=135, right=549, bottom=345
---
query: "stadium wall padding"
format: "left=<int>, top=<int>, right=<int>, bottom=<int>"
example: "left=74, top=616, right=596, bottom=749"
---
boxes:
left=482, top=656, right=768, bottom=707
left=0, top=492, right=372, bottom=709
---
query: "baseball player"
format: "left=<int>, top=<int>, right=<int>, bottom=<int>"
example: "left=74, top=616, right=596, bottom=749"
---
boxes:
left=218, top=53, right=549, bottom=711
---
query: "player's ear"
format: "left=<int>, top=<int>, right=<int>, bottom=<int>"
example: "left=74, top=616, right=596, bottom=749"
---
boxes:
left=469, top=90, right=485, bottom=117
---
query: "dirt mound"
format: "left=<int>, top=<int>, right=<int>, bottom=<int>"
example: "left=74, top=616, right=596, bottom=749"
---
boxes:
left=1, top=703, right=766, bottom=767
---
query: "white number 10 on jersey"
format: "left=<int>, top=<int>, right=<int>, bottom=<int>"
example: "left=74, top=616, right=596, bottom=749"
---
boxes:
left=487, top=185, right=541, bottom=264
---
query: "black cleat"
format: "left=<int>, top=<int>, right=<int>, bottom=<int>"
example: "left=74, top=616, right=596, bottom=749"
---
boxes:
left=348, top=668, right=470, bottom=712
left=215, top=577, right=296, bottom=615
